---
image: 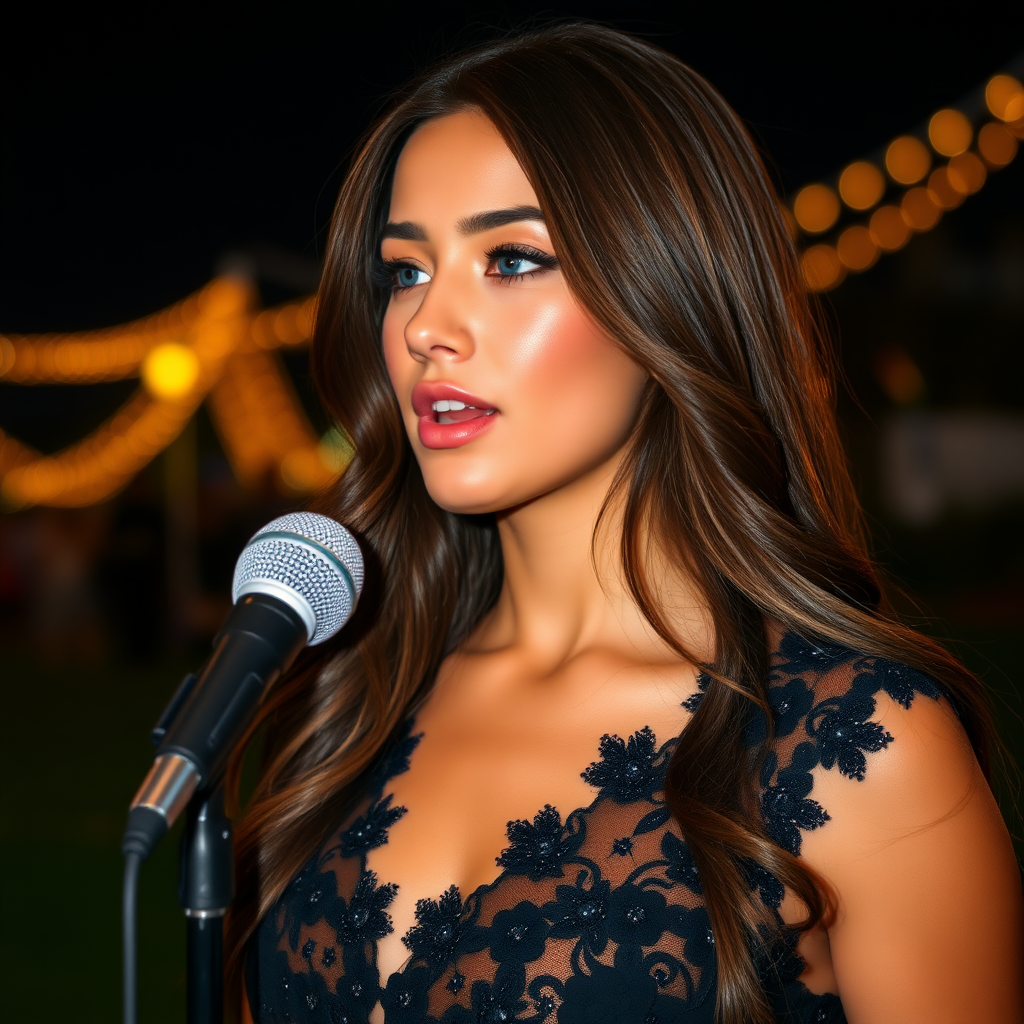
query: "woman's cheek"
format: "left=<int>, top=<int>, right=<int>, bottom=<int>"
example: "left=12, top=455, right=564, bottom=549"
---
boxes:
left=505, top=302, right=645, bottom=446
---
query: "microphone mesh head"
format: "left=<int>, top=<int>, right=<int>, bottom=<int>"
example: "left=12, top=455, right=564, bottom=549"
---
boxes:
left=232, top=513, right=364, bottom=645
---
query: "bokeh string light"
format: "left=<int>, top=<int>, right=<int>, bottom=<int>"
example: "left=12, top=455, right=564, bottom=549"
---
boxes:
left=795, top=68, right=1023, bottom=291
left=2, top=67, right=1022, bottom=505
left=0, top=278, right=255, bottom=508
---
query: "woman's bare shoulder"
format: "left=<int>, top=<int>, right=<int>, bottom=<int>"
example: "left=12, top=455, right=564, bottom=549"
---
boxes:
left=762, top=633, right=1024, bottom=1022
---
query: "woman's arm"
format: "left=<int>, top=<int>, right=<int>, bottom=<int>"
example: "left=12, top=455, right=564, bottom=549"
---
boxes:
left=799, top=692, right=1024, bottom=1023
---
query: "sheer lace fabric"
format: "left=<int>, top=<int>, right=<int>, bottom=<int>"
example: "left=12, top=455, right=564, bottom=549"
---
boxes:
left=247, top=630, right=944, bottom=1023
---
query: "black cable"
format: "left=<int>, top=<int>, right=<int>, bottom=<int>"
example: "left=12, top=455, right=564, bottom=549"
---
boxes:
left=123, top=850, right=142, bottom=1024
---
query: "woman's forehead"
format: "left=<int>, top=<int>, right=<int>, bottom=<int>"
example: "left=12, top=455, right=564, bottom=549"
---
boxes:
left=387, top=110, right=540, bottom=226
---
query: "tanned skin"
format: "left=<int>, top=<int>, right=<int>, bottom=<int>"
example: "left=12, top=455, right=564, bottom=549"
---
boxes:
left=243, top=111, right=1024, bottom=1024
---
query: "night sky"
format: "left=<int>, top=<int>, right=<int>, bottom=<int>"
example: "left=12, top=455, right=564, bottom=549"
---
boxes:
left=4, top=5, right=1022, bottom=337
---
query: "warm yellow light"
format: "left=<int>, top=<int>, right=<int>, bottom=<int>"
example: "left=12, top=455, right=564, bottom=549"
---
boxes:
left=927, top=167, right=965, bottom=210
left=927, top=109, right=972, bottom=157
left=274, top=306, right=306, bottom=346
left=279, top=448, right=332, bottom=493
left=800, top=245, right=844, bottom=291
left=0, top=338, right=15, bottom=377
left=901, top=188, right=941, bottom=232
left=947, top=152, right=987, bottom=194
left=296, top=299, right=315, bottom=339
left=838, top=161, right=885, bottom=210
left=199, top=277, right=251, bottom=320
left=141, top=343, right=200, bottom=399
left=985, top=74, right=1024, bottom=122
left=194, top=323, right=235, bottom=359
left=885, top=136, right=931, bottom=185
left=251, top=310, right=278, bottom=349
left=793, top=184, right=841, bottom=234
left=869, top=206, right=911, bottom=251
left=836, top=226, right=879, bottom=271
left=978, top=122, right=1018, bottom=167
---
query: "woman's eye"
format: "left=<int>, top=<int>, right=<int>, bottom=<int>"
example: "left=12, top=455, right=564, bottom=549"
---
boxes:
left=485, top=245, right=559, bottom=282
left=394, top=266, right=430, bottom=289
left=493, top=254, right=542, bottom=276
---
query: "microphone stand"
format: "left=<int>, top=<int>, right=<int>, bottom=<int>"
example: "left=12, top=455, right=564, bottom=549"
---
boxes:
left=179, top=785, right=233, bottom=1024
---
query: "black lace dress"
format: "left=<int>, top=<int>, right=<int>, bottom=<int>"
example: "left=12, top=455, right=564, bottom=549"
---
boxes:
left=246, top=631, right=945, bottom=1023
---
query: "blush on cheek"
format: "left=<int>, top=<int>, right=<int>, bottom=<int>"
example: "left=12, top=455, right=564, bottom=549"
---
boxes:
left=508, top=304, right=643, bottom=431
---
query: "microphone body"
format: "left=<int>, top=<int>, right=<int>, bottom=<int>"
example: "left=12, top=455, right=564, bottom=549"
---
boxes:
left=123, top=593, right=307, bottom=857
left=123, top=513, right=364, bottom=860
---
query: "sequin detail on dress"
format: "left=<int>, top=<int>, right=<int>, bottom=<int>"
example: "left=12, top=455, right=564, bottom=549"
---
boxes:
left=247, top=631, right=945, bottom=1022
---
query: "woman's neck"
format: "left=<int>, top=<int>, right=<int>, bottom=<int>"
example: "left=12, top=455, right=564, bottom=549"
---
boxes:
left=466, top=448, right=715, bottom=673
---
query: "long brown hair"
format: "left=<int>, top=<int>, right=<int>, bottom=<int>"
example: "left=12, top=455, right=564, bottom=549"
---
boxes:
left=225, top=22, right=996, bottom=1023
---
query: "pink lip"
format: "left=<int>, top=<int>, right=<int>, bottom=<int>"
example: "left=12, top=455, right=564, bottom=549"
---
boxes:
left=411, top=382, right=499, bottom=450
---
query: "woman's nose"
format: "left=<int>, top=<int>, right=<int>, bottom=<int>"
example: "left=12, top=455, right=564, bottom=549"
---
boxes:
left=402, top=275, right=475, bottom=364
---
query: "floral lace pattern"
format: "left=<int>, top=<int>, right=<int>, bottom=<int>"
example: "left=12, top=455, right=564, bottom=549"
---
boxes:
left=247, top=630, right=943, bottom=1023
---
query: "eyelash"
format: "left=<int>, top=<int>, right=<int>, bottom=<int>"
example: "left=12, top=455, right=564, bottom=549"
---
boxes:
left=372, top=243, right=559, bottom=293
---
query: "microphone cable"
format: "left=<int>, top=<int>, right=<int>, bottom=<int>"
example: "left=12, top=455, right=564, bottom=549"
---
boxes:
left=123, top=850, right=142, bottom=1024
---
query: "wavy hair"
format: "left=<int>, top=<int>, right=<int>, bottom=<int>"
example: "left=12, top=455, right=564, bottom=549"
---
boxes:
left=225, top=23, right=995, bottom=1023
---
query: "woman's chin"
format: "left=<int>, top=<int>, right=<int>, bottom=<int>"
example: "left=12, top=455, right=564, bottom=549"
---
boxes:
left=418, top=469, right=524, bottom=516
left=422, top=484, right=509, bottom=516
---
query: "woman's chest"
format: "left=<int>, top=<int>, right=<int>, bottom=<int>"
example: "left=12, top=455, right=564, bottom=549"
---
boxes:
left=365, top=663, right=699, bottom=975
left=365, top=720, right=624, bottom=983
left=254, top=709, right=723, bottom=1023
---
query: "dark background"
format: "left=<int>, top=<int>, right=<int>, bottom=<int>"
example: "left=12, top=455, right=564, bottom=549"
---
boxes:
left=2, top=5, right=1022, bottom=1020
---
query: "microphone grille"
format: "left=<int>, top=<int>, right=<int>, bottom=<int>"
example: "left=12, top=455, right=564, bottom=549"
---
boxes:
left=232, top=512, right=364, bottom=645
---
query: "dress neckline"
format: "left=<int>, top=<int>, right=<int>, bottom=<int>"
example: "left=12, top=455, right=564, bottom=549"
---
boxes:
left=361, top=715, right=683, bottom=1001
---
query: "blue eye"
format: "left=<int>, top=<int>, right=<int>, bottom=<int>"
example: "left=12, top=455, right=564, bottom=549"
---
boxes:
left=373, top=258, right=430, bottom=292
left=486, top=244, right=559, bottom=282
left=494, top=254, right=542, bottom=276
left=394, top=266, right=430, bottom=289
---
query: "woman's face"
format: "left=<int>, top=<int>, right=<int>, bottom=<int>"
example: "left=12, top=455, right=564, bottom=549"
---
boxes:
left=381, top=109, right=648, bottom=515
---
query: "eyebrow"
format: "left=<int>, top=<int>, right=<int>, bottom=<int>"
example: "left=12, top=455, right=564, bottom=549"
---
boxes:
left=381, top=205, right=545, bottom=242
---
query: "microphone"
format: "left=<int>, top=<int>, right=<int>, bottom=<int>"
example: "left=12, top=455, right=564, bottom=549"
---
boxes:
left=122, top=512, right=364, bottom=860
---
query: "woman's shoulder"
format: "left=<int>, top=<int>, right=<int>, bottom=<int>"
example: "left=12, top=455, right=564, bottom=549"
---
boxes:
left=757, top=635, right=1023, bottom=1021
left=753, top=623, right=963, bottom=859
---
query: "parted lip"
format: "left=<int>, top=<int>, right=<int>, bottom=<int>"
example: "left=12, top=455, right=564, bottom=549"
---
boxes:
left=411, top=382, right=497, bottom=417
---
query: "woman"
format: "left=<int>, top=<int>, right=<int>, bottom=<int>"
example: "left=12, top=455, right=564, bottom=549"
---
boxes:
left=228, top=23, right=1024, bottom=1024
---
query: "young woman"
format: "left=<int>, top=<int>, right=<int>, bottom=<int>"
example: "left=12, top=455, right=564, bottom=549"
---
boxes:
left=228, top=23, right=1024, bottom=1024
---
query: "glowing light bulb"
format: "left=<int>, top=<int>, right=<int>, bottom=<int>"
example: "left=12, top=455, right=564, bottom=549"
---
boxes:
left=141, top=343, right=200, bottom=400
left=927, top=167, right=965, bottom=210
left=869, top=206, right=911, bottom=251
left=985, top=74, right=1024, bottom=122
left=978, top=122, right=1018, bottom=167
left=793, top=184, right=841, bottom=234
left=927, top=109, right=972, bottom=157
left=0, top=338, right=15, bottom=377
left=800, top=245, right=844, bottom=291
left=885, top=136, right=931, bottom=185
left=947, top=152, right=987, bottom=194
left=838, top=161, right=886, bottom=211
left=198, top=277, right=251, bottom=320
left=901, top=188, right=941, bottom=232
left=836, top=226, right=879, bottom=271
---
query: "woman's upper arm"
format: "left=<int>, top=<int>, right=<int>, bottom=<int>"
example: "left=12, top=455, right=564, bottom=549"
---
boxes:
left=799, top=692, right=1024, bottom=1024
